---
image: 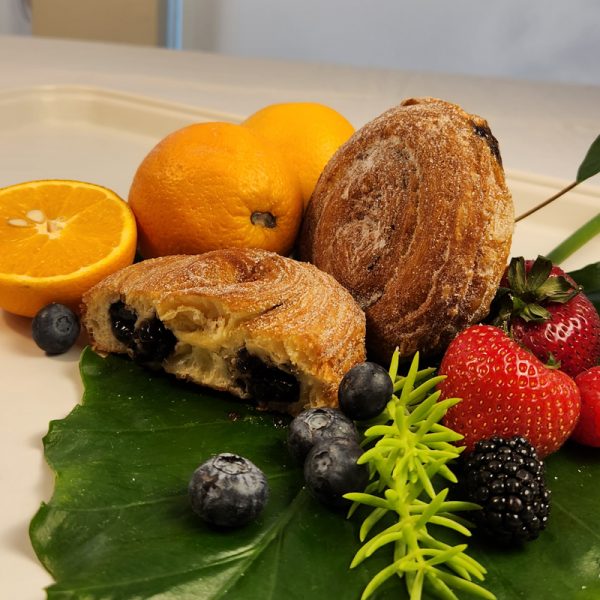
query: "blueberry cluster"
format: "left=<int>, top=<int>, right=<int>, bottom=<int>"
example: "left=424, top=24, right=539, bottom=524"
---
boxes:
left=462, top=436, right=551, bottom=544
left=109, top=300, right=176, bottom=366
left=189, top=361, right=393, bottom=525
left=288, top=407, right=359, bottom=463
left=289, top=408, right=368, bottom=510
left=287, top=361, right=392, bottom=510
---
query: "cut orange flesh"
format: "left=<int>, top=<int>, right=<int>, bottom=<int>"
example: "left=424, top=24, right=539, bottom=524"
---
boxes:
left=0, top=180, right=137, bottom=317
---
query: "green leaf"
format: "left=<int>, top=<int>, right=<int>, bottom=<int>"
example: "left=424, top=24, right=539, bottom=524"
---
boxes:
left=576, top=134, right=600, bottom=183
left=30, top=349, right=600, bottom=599
left=546, top=213, right=600, bottom=265
left=30, top=349, right=391, bottom=600
left=569, top=261, right=600, bottom=315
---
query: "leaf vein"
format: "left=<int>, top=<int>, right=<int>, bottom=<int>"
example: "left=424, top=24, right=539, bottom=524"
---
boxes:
left=552, top=498, right=600, bottom=541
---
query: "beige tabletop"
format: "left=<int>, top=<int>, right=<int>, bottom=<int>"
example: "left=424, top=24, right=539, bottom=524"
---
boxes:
left=0, top=34, right=599, bottom=600
left=2, top=34, right=600, bottom=180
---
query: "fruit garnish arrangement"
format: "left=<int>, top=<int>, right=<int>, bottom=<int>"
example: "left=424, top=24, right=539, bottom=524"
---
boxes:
left=1, top=98, right=599, bottom=599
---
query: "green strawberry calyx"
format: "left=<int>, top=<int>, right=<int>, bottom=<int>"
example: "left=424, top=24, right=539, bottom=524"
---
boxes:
left=544, top=352, right=562, bottom=370
left=492, top=255, right=581, bottom=324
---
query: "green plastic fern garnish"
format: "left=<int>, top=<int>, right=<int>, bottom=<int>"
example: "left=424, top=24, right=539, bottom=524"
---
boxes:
left=345, top=351, right=496, bottom=600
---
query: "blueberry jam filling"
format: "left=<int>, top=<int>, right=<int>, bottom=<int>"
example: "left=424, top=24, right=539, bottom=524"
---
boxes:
left=109, top=301, right=138, bottom=344
left=131, top=317, right=177, bottom=364
left=472, top=122, right=502, bottom=165
left=235, top=349, right=300, bottom=404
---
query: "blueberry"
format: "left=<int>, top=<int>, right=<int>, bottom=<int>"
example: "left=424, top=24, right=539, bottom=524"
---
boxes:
left=287, top=407, right=359, bottom=463
left=338, top=361, right=393, bottom=421
left=235, top=349, right=300, bottom=404
left=188, top=453, right=269, bottom=528
left=304, top=437, right=369, bottom=510
left=32, top=303, right=80, bottom=355
left=109, top=301, right=137, bottom=345
left=131, top=316, right=176, bottom=364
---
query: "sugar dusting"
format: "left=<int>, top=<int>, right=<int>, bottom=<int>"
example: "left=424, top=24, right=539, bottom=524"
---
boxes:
left=82, top=248, right=367, bottom=409
left=300, top=97, right=514, bottom=362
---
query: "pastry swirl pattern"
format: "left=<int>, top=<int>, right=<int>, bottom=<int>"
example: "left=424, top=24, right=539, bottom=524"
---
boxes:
left=300, top=97, right=514, bottom=362
left=82, top=248, right=366, bottom=413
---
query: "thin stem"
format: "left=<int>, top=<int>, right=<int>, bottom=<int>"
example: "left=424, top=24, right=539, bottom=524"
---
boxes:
left=545, top=212, right=600, bottom=265
left=514, top=180, right=578, bottom=223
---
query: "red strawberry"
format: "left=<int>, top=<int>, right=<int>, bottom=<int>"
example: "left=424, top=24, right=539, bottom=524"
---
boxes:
left=571, top=366, right=600, bottom=447
left=493, top=256, right=600, bottom=378
left=438, top=324, right=581, bottom=458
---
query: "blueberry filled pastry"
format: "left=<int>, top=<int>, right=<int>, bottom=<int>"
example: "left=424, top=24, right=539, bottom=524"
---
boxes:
left=81, top=248, right=366, bottom=414
left=300, top=97, right=514, bottom=363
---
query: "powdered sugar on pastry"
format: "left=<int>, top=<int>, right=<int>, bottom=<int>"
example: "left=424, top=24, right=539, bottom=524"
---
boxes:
left=300, top=97, right=514, bottom=363
left=81, top=248, right=366, bottom=414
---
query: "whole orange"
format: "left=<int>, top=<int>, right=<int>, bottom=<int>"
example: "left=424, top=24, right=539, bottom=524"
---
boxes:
left=128, top=122, right=303, bottom=258
left=243, top=102, right=354, bottom=207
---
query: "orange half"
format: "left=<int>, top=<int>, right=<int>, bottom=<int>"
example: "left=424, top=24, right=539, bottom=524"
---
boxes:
left=0, top=180, right=137, bottom=317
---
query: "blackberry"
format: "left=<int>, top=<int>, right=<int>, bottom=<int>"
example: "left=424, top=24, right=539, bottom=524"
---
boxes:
left=462, top=436, right=550, bottom=544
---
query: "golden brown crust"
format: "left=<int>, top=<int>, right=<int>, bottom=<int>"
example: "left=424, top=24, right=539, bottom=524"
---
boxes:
left=81, top=248, right=366, bottom=414
left=299, top=97, right=514, bottom=363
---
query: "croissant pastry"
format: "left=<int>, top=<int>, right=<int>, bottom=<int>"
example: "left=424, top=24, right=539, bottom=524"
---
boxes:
left=81, top=248, right=366, bottom=414
left=299, top=97, right=514, bottom=363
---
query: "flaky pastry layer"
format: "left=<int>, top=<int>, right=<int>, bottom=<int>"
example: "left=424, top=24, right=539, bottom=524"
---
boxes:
left=81, top=248, right=366, bottom=414
left=300, top=97, right=514, bottom=362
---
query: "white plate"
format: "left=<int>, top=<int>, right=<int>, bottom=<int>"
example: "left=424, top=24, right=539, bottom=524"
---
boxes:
left=0, top=85, right=598, bottom=600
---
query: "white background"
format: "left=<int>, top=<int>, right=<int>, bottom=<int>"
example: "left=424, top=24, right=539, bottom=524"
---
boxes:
left=181, top=0, right=600, bottom=86
left=1, top=0, right=600, bottom=86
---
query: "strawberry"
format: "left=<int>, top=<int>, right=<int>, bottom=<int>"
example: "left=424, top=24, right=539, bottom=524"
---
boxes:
left=492, top=255, right=600, bottom=378
left=571, top=366, right=600, bottom=447
left=438, top=324, right=581, bottom=458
